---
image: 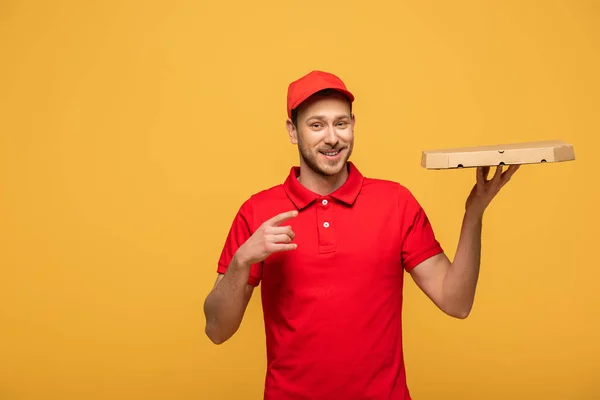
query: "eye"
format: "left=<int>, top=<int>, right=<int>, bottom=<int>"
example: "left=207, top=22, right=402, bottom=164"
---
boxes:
left=337, top=121, right=348, bottom=128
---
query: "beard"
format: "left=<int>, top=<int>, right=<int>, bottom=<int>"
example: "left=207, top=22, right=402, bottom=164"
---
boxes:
left=297, top=134, right=353, bottom=177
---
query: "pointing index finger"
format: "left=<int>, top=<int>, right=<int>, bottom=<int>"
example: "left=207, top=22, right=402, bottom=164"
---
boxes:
left=266, top=210, right=299, bottom=226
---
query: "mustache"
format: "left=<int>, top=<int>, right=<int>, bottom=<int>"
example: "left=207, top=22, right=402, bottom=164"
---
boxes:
left=318, top=146, right=346, bottom=152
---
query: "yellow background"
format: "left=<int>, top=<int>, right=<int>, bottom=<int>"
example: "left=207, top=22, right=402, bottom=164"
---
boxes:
left=1, top=1, right=599, bottom=399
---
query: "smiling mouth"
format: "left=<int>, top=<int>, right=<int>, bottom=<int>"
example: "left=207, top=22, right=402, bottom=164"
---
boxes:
left=319, top=149, right=343, bottom=156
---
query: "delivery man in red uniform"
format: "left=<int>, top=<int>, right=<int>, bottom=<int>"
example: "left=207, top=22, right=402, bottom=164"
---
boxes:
left=204, top=70, right=519, bottom=399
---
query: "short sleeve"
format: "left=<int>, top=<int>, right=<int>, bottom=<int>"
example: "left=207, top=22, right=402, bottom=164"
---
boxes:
left=217, top=198, right=263, bottom=286
left=398, top=185, right=444, bottom=271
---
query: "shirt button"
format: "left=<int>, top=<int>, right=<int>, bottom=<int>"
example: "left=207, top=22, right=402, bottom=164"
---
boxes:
left=322, top=199, right=328, bottom=206
left=323, top=222, right=330, bottom=228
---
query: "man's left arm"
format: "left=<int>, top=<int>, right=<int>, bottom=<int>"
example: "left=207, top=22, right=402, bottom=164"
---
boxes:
left=409, top=164, right=520, bottom=319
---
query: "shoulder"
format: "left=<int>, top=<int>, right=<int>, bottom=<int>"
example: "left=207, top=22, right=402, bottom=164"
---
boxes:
left=249, top=183, right=287, bottom=202
left=362, top=176, right=418, bottom=202
left=240, top=183, right=287, bottom=211
left=360, top=176, right=425, bottom=219
left=232, top=183, right=287, bottom=221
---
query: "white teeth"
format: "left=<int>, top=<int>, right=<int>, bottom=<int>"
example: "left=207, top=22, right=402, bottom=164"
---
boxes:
left=322, top=151, right=339, bottom=156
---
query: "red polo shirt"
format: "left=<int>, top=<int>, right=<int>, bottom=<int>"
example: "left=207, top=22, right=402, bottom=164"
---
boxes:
left=217, top=162, right=443, bottom=400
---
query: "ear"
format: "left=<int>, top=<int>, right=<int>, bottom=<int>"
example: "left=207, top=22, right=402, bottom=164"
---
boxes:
left=286, top=119, right=298, bottom=144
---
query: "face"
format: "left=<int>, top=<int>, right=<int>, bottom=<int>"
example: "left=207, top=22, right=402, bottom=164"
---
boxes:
left=287, top=93, right=355, bottom=177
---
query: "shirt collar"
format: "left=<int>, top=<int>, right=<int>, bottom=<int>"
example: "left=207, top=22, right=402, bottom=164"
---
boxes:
left=283, top=162, right=364, bottom=210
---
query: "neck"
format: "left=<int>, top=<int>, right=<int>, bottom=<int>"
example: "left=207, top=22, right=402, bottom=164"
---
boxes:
left=297, top=162, right=349, bottom=196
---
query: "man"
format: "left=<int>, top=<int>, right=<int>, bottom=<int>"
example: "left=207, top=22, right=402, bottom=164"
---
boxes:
left=203, top=70, right=519, bottom=399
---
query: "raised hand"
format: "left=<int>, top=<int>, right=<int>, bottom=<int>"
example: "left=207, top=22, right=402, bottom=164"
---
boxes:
left=465, top=164, right=520, bottom=217
left=236, top=210, right=299, bottom=266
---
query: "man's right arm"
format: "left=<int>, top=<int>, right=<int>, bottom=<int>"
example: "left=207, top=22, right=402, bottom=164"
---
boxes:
left=203, top=254, right=256, bottom=345
left=203, top=209, right=299, bottom=345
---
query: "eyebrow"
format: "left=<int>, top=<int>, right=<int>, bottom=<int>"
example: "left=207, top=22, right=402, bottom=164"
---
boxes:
left=306, top=114, right=351, bottom=121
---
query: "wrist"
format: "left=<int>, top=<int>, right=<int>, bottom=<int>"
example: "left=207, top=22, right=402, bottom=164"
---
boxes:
left=232, top=250, right=252, bottom=271
left=464, top=208, right=484, bottom=225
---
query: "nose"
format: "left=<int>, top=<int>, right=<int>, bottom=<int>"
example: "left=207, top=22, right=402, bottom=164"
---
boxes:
left=323, top=125, right=339, bottom=147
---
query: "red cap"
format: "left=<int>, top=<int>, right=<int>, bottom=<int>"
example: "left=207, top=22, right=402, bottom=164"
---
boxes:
left=286, top=70, right=354, bottom=118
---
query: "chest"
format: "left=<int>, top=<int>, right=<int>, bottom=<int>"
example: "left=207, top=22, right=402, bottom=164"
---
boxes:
left=261, top=200, right=403, bottom=292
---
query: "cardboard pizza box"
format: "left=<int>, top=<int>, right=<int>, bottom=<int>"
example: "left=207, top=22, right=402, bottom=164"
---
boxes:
left=421, top=140, right=575, bottom=169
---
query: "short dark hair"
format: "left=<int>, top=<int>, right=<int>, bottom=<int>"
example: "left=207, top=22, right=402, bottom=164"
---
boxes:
left=291, top=89, right=352, bottom=126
